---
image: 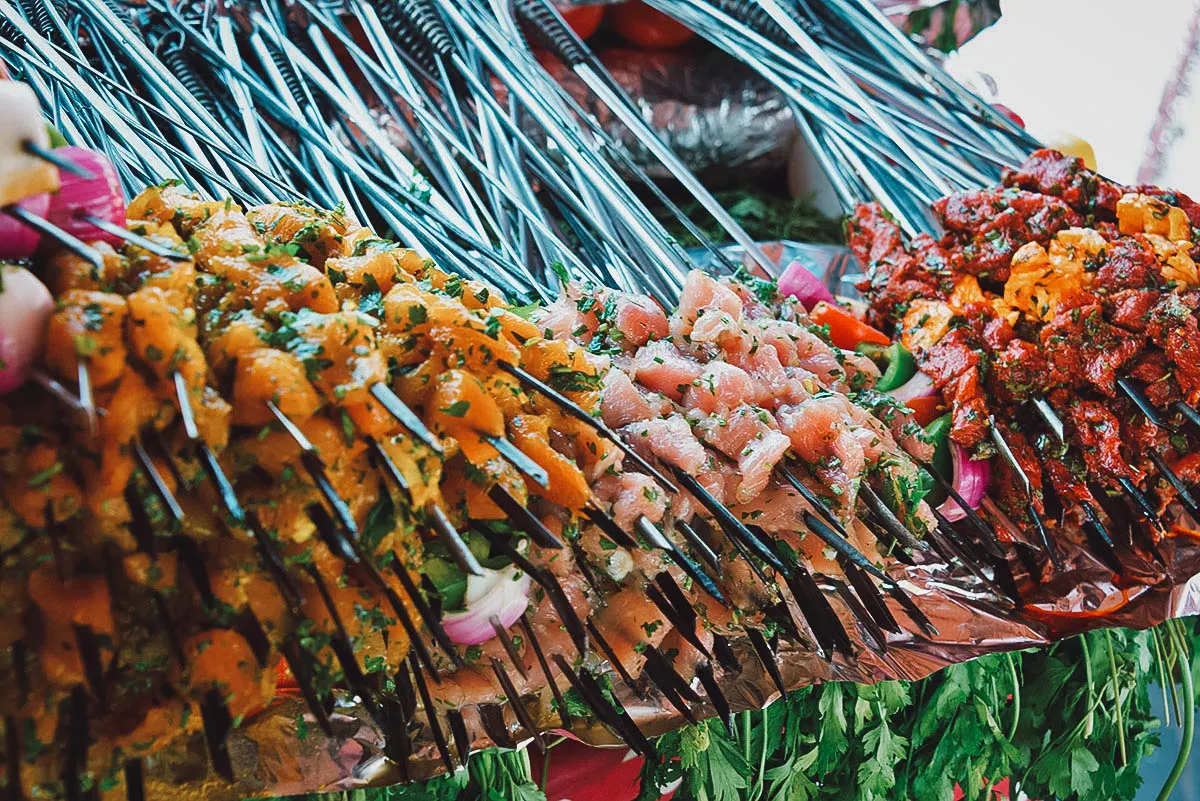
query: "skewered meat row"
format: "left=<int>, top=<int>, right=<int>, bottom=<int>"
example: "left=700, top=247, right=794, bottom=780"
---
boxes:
left=849, top=148, right=1200, bottom=547
left=2, top=177, right=950, bottom=797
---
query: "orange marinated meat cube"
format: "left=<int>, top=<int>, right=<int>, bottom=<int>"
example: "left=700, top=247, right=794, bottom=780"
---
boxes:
left=205, top=254, right=337, bottom=316
left=441, top=454, right=527, bottom=520
left=418, top=265, right=501, bottom=312
left=483, top=371, right=527, bottom=418
left=508, top=415, right=590, bottom=510
left=173, top=629, right=269, bottom=720
left=127, top=287, right=205, bottom=389
left=86, top=368, right=163, bottom=523
left=126, top=183, right=229, bottom=235
left=44, top=242, right=125, bottom=294
left=194, top=385, right=232, bottom=451
left=342, top=393, right=397, bottom=439
left=381, top=283, right=432, bottom=336
left=0, top=430, right=81, bottom=527
left=27, top=566, right=115, bottom=634
left=373, top=431, right=444, bottom=510
left=299, top=544, right=411, bottom=671
left=430, top=317, right=521, bottom=372
left=519, top=338, right=602, bottom=399
left=204, top=309, right=271, bottom=373
left=325, top=244, right=423, bottom=301
left=207, top=548, right=290, bottom=633
left=192, top=209, right=263, bottom=260
left=43, top=289, right=128, bottom=387
left=246, top=201, right=355, bottom=267
left=122, top=552, right=178, bottom=592
left=285, top=310, right=387, bottom=408
left=124, top=227, right=196, bottom=309
left=428, top=369, right=503, bottom=464
left=231, top=348, right=321, bottom=426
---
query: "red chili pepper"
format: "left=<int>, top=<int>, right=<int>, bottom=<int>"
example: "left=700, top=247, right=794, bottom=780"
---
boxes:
left=274, top=657, right=298, bottom=692
left=809, top=301, right=891, bottom=350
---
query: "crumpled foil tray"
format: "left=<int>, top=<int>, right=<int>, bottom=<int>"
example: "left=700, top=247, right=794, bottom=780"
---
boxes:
left=140, top=243, right=1200, bottom=799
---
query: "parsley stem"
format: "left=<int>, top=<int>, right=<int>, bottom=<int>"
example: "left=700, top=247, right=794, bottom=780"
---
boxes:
left=1005, top=653, right=1020, bottom=742
left=1104, top=630, right=1127, bottom=766
left=1152, top=626, right=1173, bottom=728
left=1156, top=621, right=1193, bottom=801
left=1080, top=634, right=1095, bottom=739
left=757, top=707, right=770, bottom=799
left=1161, top=625, right=1185, bottom=724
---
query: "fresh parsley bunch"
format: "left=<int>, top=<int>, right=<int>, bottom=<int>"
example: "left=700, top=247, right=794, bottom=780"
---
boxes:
left=290, top=619, right=1197, bottom=801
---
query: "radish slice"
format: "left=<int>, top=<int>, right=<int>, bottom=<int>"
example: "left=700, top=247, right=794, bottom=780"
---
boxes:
left=887, top=370, right=936, bottom=404
left=777, top=259, right=835, bottom=309
left=442, top=565, right=531, bottom=645
left=45, top=147, right=124, bottom=247
left=937, top=443, right=991, bottom=522
left=0, top=192, right=49, bottom=261
left=0, top=264, right=54, bottom=394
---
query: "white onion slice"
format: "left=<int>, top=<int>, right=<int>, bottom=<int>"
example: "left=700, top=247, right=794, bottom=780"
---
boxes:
left=886, top=370, right=936, bottom=404
left=441, top=565, right=531, bottom=646
left=0, top=264, right=54, bottom=394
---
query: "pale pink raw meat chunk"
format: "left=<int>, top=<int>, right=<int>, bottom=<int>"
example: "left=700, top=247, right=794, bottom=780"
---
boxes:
left=611, top=292, right=669, bottom=348
left=694, top=404, right=791, bottom=503
left=592, top=472, right=667, bottom=530
left=622, top=413, right=706, bottom=473
left=736, top=429, right=792, bottom=503
left=690, top=307, right=745, bottom=347
left=600, top=369, right=671, bottom=428
left=682, top=361, right=758, bottom=415
left=777, top=397, right=866, bottom=506
left=670, top=270, right=743, bottom=339
left=533, top=290, right=597, bottom=342
left=633, top=340, right=704, bottom=401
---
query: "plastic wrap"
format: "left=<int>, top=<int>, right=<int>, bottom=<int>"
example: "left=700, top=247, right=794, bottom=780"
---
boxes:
left=137, top=244, right=1200, bottom=798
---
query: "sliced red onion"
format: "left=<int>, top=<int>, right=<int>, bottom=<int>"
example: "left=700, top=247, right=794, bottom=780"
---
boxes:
left=442, top=565, right=531, bottom=645
left=0, top=264, right=54, bottom=394
left=0, top=192, right=50, bottom=261
left=887, top=370, right=936, bottom=404
left=937, top=443, right=991, bottom=522
left=777, top=259, right=835, bottom=309
left=45, top=147, right=125, bottom=247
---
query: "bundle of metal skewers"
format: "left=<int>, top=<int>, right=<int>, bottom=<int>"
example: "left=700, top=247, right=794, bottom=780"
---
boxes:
left=2, top=0, right=1199, bottom=798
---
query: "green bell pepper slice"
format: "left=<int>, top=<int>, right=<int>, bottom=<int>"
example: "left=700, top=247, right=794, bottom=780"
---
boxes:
left=923, top=413, right=954, bottom=505
left=856, top=341, right=917, bottom=392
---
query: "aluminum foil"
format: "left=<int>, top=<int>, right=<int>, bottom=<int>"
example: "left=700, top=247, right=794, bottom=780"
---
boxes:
left=137, top=243, right=1200, bottom=799
left=539, top=46, right=795, bottom=182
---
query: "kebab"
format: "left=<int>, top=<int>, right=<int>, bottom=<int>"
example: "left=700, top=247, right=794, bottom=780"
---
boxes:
left=849, top=148, right=1200, bottom=573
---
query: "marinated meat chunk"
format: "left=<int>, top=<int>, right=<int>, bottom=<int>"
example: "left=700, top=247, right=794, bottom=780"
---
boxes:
left=1067, top=401, right=1143, bottom=483
left=43, top=289, right=129, bottom=387
left=1108, top=289, right=1161, bottom=332
left=1040, top=303, right=1140, bottom=396
left=1094, top=235, right=1159, bottom=292
left=1000, top=148, right=1124, bottom=219
left=934, top=189, right=1081, bottom=281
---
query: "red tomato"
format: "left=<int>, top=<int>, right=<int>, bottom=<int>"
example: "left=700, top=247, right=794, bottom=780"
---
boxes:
left=560, top=5, right=605, bottom=40
left=611, top=2, right=694, bottom=48
left=903, top=396, right=945, bottom=427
